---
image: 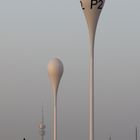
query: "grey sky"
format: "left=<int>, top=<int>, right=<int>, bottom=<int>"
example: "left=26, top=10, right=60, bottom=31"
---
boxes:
left=0, top=0, right=140, bottom=140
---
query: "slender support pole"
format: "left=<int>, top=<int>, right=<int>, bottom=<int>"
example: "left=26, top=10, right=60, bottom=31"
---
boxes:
left=53, top=93, right=57, bottom=140
left=89, top=46, right=94, bottom=140
left=89, top=24, right=96, bottom=140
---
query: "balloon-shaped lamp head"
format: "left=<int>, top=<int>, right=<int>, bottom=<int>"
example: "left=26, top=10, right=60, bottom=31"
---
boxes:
left=48, top=58, right=64, bottom=94
left=80, top=0, right=105, bottom=46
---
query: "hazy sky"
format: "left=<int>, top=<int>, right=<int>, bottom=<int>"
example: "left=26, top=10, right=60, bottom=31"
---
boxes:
left=0, top=0, right=140, bottom=140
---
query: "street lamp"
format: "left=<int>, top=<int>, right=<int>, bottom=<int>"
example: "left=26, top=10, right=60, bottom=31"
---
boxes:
left=80, top=1, right=106, bottom=140
left=48, top=58, right=64, bottom=140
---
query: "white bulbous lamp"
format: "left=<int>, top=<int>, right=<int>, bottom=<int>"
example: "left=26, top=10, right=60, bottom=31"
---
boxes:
left=48, top=58, right=64, bottom=140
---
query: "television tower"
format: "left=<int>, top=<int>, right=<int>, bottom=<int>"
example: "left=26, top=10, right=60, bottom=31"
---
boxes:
left=39, top=107, right=46, bottom=140
left=136, top=126, right=138, bottom=140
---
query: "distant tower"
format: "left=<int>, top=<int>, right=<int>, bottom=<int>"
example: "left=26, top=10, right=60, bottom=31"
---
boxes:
left=136, top=126, right=138, bottom=140
left=39, top=107, right=46, bottom=140
left=109, top=136, right=111, bottom=140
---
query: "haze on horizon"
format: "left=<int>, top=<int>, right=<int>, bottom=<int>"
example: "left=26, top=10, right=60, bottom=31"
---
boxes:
left=0, top=0, right=140, bottom=140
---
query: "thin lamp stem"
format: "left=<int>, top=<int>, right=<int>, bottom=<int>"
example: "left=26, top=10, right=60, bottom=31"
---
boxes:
left=89, top=46, right=94, bottom=140
left=53, top=93, right=57, bottom=140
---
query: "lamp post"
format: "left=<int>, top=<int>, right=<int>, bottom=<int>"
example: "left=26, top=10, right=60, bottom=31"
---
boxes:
left=80, top=1, right=105, bottom=140
left=48, top=58, right=64, bottom=140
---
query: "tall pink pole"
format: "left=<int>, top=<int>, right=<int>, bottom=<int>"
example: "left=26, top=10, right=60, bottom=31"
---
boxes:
left=80, top=1, right=105, bottom=140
